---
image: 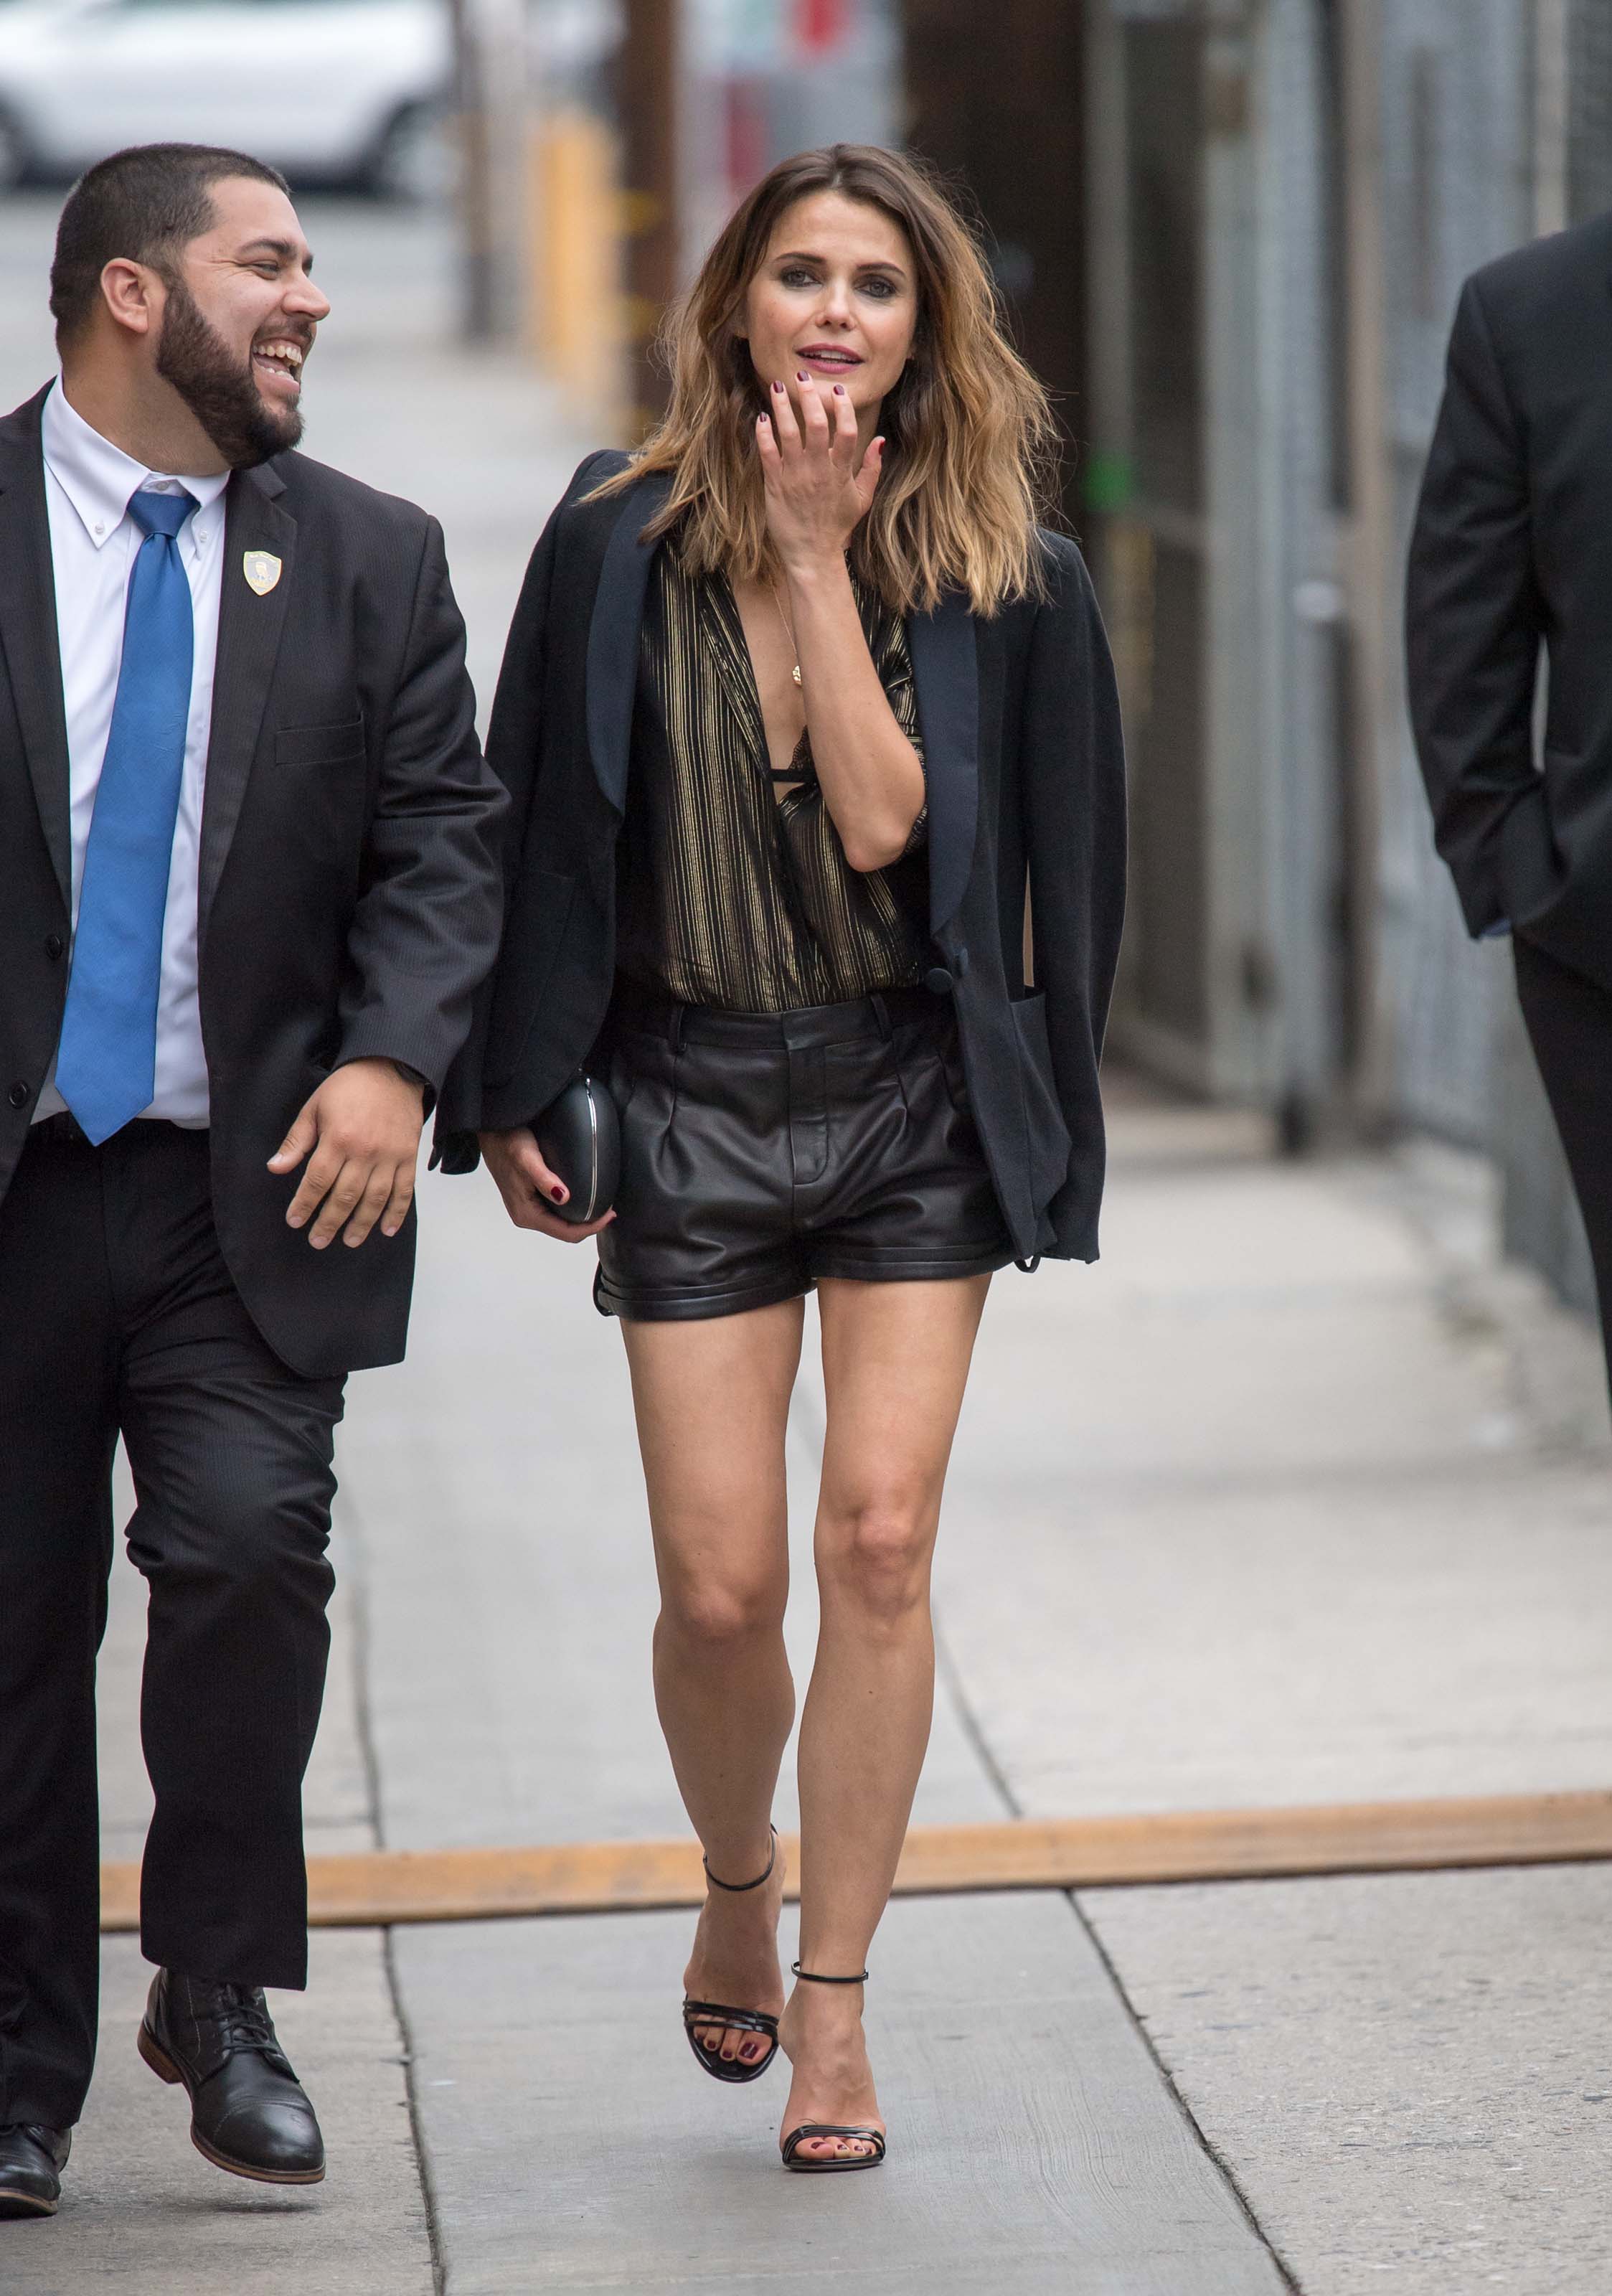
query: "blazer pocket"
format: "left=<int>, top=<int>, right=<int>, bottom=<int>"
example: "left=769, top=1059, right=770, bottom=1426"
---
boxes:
left=275, top=720, right=367, bottom=768
left=1010, top=991, right=1073, bottom=1206
left=484, top=870, right=578, bottom=1086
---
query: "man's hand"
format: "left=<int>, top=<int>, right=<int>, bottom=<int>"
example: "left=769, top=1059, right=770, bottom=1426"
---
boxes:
left=479, top=1126, right=616, bottom=1242
left=269, top=1058, right=427, bottom=1248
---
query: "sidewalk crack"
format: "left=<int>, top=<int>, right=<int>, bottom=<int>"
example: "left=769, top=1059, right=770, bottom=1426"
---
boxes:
left=935, top=1608, right=1301, bottom=2290
left=345, top=1494, right=450, bottom=2296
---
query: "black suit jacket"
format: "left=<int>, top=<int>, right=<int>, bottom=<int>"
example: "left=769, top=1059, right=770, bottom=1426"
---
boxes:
left=1408, top=209, right=1612, bottom=989
left=436, top=455, right=1127, bottom=1265
left=0, top=385, right=506, bottom=1375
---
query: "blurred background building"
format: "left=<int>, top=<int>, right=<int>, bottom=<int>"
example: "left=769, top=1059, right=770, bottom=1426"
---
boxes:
left=0, top=0, right=1606, bottom=1314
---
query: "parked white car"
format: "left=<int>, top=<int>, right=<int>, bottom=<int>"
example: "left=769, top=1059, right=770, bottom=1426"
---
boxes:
left=0, top=0, right=453, bottom=197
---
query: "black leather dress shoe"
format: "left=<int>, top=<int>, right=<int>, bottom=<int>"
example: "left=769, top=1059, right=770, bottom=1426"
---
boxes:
left=138, top=1970, right=325, bottom=2184
left=0, top=2125, right=70, bottom=2219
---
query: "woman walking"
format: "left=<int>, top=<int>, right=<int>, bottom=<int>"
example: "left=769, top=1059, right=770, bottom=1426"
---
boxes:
left=439, top=144, right=1126, bottom=2170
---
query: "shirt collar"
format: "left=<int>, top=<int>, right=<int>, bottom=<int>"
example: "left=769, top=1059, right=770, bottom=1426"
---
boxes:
left=41, top=377, right=231, bottom=551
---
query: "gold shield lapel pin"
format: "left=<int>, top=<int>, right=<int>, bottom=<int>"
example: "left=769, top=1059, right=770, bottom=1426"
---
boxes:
left=242, top=550, right=282, bottom=597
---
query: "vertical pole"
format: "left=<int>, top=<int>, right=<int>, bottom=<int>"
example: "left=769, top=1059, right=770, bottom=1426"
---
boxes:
left=1535, top=0, right=1570, bottom=235
left=1334, top=0, right=1396, bottom=1124
left=447, top=0, right=491, bottom=340
left=451, top=0, right=530, bottom=344
left=1082, top=3, right=1148, bottom=1037
left=621, top=0, right=682, bottom=438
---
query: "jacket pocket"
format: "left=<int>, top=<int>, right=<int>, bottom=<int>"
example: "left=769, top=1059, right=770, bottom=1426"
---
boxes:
left=483, top=870, right=578, bottom=1086
left=1010, top=992, right=1072, bottom=1208
left=275, top=719, right=366, bottom=768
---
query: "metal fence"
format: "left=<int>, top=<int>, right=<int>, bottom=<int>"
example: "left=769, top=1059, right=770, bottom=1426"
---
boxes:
left=1569, top=0, right=1612, bottom=222
left=1375, top=0, right=1532, bottom=1149
left=1500, top=0, right=1612, bottom=1315
left=1366, top=0, right=1603, bottom=1319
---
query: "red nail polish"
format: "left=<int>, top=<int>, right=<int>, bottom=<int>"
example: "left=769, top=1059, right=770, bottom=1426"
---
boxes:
left=551, top=1185, right=567, bottom=1203
left=796, top=370, right=809, bottom=382
left=772, top=378, right=784, bottom=392
left=833, top=382, right=846, bottom=395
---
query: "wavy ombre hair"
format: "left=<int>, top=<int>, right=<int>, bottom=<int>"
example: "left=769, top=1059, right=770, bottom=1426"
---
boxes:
left=593, top=144, right=1059, bottom=616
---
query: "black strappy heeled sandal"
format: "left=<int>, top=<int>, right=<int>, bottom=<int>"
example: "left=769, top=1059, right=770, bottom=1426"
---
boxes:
left=681, top=1825, right=781, bottom=2085
left=779, top=1962, right=887, bottom=2172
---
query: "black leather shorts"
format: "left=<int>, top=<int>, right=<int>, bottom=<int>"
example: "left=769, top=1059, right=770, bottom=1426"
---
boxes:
left=594, top=986, right=1014, bottom=1322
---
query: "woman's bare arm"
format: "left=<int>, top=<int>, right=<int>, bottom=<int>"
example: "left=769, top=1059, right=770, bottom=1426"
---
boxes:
left=759, top=375, right=925, bottom=871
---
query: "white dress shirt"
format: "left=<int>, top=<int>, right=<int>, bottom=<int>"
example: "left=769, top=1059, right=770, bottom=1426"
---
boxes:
left=35, top=380, right=230, bottom=1128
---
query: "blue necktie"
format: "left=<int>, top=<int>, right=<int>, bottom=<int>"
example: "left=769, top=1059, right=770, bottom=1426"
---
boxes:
left=55, top=487, right=197, bottom=1144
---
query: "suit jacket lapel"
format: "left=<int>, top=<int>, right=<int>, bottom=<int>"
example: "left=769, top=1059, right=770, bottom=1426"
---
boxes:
left=199, top=463, right=295, bottom=941
left=908, top=590, right=979, bottom=938
left=0, top=387, right=71, bottom=912
left=585, top=471, right=671, bottom=815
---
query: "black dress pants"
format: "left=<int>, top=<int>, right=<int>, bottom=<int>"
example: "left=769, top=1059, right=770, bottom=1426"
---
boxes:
left=1514, top=935, right=1612, bottom=1380
left=0, top=1120, right=344, bottom=2130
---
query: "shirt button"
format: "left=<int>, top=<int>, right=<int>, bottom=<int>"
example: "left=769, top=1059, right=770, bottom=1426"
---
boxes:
left=8, top=1082, right=30, bottom=1109
left=44, top=933, right=65, bottom=959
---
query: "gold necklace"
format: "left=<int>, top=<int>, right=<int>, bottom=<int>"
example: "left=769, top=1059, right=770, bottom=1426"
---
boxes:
left=768, top=576, right=803, bottom=685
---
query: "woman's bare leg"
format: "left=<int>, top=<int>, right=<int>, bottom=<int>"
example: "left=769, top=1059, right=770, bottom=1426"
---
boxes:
left=621, top=1298, right=805, bottom=2067
left=778, top=1272, right=991, bottom=2160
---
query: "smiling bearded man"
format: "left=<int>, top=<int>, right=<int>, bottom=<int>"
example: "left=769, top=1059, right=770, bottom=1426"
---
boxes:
left=154, top=265, right=311, bottom=469
left=0, top=145, right=506, bottom=2219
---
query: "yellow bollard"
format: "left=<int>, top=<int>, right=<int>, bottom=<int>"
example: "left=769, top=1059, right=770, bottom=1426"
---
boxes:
left=529, top=106, right=626, bottom=433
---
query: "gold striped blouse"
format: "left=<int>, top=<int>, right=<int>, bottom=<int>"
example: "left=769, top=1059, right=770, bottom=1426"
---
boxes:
left=617, top=542, right=930, bottom=1014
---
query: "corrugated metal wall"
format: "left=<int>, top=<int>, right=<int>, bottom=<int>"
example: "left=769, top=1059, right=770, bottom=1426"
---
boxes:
left=1375, top=0, right=1606, bottom=1317
left=1493, top=0, right=1611, bottom=1316
left=1569, top=1, right=1612, bottom=221
left=1374, top=0, right=1532, bottom=1148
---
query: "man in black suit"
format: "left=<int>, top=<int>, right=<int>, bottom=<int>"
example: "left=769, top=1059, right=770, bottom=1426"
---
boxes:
left=0, top=145, right=504, bottom=2217
left=1407, top=210, right=1612, bottom=1384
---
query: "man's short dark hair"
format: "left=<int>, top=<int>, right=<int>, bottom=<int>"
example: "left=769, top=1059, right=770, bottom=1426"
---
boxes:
left=50, top=144, right=290, bottom=346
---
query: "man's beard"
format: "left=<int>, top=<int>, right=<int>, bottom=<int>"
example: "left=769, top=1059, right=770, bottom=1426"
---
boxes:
left=154, top=276, right=303, bottom=468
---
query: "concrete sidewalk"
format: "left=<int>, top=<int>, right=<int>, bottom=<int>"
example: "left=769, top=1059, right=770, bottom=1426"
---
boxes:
left=36, top=1092, right=1609, bottom=2296
left=944, top=1100, right=1612, bottom=2295
left=2, top=190, right=1609, bottom=2293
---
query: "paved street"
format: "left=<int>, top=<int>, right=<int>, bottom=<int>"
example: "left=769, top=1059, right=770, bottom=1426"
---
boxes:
left=3, top=193, right=1611, bottom=2292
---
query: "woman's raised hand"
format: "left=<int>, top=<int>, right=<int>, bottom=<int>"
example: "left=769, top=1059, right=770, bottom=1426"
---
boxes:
left=757, top=373, right=883, bottom=571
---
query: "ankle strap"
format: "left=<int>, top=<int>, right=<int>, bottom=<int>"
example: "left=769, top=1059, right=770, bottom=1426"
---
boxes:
left=791, top=1961, right=869, bottom=1985
left=703, top=1823, right=778, bottom=1894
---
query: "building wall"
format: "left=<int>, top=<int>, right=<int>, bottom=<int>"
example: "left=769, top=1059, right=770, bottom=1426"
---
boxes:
left=895, top=0, right=1603, bottom=1319
left=1082, top=0, right=1349, bottom=1126
left=1491, top=0, right=1605, bottom=1315
left=900, top=0, right=1087, bottom=522
left=681, top=0, right=902, bottom=275
left=1370, top=0, right=1533, bottom=1149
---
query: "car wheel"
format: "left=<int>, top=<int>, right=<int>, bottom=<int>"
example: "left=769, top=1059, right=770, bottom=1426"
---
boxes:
left=367, top=104, right=454, bottom=205
left=0, top=104, right=33, bottom=193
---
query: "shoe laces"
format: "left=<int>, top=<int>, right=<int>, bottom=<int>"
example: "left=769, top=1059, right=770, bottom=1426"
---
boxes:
left=197, top=1981, right=277, bottom=2056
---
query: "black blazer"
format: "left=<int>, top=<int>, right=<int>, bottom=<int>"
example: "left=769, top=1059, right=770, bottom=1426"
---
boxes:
left=1408, top=209, right=1612, bottom=991
left=437, top=454, right=1127, bottom=1264
left=0, top=385, right=506, bottom=1375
